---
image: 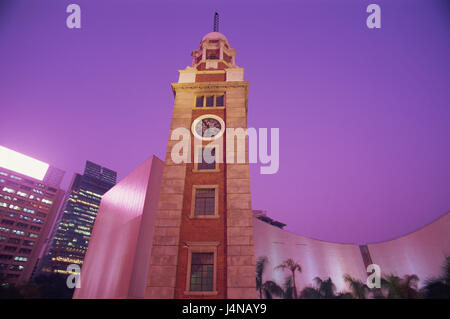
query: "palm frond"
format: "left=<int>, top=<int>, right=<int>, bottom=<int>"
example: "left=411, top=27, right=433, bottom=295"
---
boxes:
left=262, top=280, right=284, bottom=299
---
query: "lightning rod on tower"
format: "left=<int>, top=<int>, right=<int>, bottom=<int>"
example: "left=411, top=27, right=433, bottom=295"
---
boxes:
left=214, top=12, right=219, bottom=32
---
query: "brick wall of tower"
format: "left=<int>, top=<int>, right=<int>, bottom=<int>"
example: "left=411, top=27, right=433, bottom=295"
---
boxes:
left=196, top=73, right=226, bottom=82
left=174, top=108, right=227, bottom=298
left=146, top=81, right=256, bottom=299
left=145, top=89, right=193, bottom=298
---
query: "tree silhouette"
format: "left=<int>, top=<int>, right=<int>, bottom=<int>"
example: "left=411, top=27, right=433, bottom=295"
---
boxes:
left=274, top=259, right=302, bottom=299
left=314, top=277, right=336, bottom=299
left=256, top=256, right=268, bottom=299
left=343, top=274, right=369, bottom=299
left=421, top=256, right=450, bottom=299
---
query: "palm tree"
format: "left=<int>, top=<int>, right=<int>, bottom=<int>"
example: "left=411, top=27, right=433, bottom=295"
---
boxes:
left=298, top=277, right=337, bottom=299
left=336, top=291, right=354, bottom=299
left=261, top=280, right=284, bottom=299
left=299, top=286, right=321, bottom=299
left=421, top=256, right=450, bottom=299
left=343, top=274, right=369, bottom=299
left=274, top=259, right=302, bottom=299
left=256, top=256, right=268, bottom=299
left=282, top=275, right=295, bottom=299
left=381, top=274, right=420, bottom=298
left=314, top=277, right=336, bottom=299
left=381, top=274, right=404, bottom=298
left=402, top=274, right=420, bottom=299
left=262, top=276, right=297, bottom=299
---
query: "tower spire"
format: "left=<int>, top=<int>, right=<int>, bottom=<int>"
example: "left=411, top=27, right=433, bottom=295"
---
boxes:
left=213, top=12, right=219, bottom=32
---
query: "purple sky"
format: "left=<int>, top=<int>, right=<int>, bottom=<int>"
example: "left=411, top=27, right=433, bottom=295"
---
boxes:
left=0, top=0, right=449, bottom=244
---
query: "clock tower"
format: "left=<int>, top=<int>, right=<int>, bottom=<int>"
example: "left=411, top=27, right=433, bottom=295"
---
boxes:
left=146, top=30, right=256, bottom=299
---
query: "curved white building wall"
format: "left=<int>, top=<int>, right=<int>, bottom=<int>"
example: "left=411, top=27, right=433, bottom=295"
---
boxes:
left=253, top=212, right=450, bottom=294
left=253, top=218, right=367, bottom=293
left=368, top=213, right=450, bottom=287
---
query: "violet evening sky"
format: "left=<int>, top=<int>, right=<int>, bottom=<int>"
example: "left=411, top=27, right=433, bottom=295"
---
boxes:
left=0, top=0, right=449, bottom=244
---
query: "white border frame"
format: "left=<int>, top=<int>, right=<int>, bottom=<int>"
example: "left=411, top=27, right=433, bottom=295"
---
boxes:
left=191, top=114, right=225, bottom=141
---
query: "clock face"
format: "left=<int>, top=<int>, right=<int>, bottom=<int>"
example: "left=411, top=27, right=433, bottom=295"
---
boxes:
left=191, top=115, right=225, bottom=140
left=195, top=118, right=221, bottom=138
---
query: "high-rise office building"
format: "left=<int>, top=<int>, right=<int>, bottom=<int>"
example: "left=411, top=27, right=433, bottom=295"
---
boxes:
left=40, top=161, right=116, bottom=275
left=0, top=146, right=65, bottom=285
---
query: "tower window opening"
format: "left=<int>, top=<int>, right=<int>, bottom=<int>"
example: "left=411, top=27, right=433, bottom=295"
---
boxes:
left=206, top=49, right=219, bottom=60
left=196, top=96, right=204, bottom=107
left=206, top=96, right=214, bottom=107
left=198, top=148, right=216, bottom=171
left=216, top=95, right=224, bottom=107
left=194, top=188, right=215, bottom=216
left=189, top=252, right=214, bottom=291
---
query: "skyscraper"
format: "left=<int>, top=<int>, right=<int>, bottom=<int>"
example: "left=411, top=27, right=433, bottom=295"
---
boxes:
left=40, top=161, right=116, bottom=275
left=0, top=146, right=65, bottom=285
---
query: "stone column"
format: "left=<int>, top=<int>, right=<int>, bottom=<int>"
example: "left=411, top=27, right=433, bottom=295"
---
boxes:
left=225, top=83, right=257, bottom=298
left=145, top=88, right=193, bottom=298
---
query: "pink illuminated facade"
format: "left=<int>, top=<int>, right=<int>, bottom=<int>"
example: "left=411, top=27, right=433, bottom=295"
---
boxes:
left=367, top=213, right=450, bottom=288
left=253, top=212, right=450, bottom=294
left=253, top=216, right=368, bottom=293
left=73, top=156, right=163, bottom=299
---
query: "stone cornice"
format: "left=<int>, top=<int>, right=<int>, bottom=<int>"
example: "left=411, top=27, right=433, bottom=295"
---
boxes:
left=171, top=81, right=249, bottom=92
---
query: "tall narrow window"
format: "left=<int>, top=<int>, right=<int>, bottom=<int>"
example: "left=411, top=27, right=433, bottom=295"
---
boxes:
left=198, top=148, right=216, bottom=171
left=194, top=188, right=215, bottom=216
left=189, top=252, right=214, bottom=291
left=196, top=96, right=204, bottom=107
left=216, top=95, right=224, bottom=107
left=206, top=96, right=214, bottom=107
